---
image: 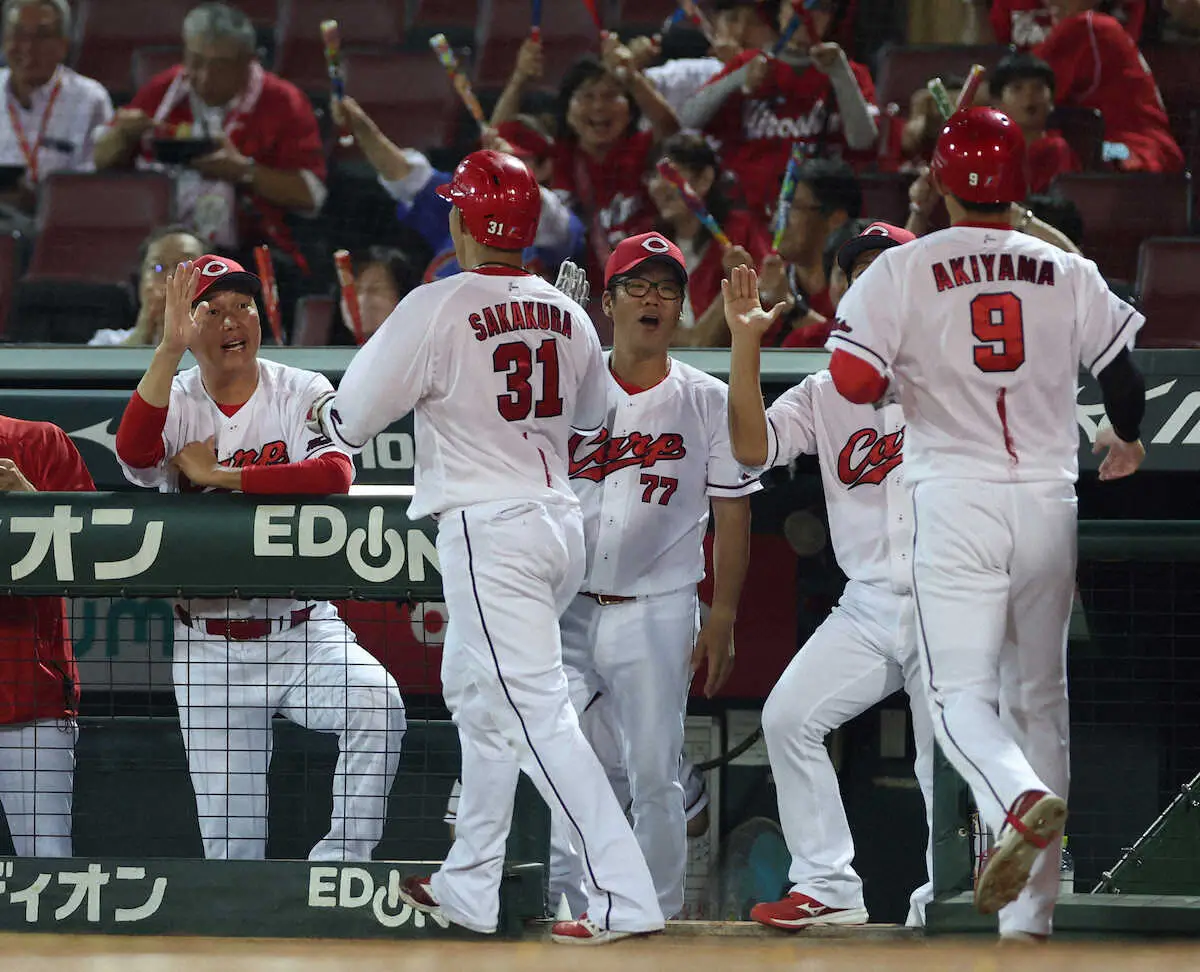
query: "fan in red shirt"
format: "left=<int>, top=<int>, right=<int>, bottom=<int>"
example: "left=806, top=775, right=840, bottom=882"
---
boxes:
left=681, top=0, right=878, bottom=218
left=1035, top=1, right=1183, bottom=173
left=92, top=2, right=326, bottom=274
left=989, top=52, right=1080, bottom=193
left=989, top=0, right=1144, bottom=47
left=1, top=416, right=94, bottom=857
left=550, top=49, right=682, bottom=294
left=756, top=157, right=861, bottom=348
left=646, top=133, right=772, bottom=347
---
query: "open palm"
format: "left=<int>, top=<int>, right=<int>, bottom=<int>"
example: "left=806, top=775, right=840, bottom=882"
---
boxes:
left=161, top=261, right=201, bottom=356
left=723, top=264, right=789, bottom=341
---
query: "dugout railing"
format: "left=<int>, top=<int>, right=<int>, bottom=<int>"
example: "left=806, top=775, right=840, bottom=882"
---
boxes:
left=928, top=521, right=1200, bottom=937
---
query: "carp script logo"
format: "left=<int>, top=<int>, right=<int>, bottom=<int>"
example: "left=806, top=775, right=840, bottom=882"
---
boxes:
left=568, top=429, right=686, bottom=481
left=837, top=427, right=904, bottom=488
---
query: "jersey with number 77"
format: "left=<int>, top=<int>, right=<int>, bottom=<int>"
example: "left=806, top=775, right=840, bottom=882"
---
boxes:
left=828, top=223, right=1143, bottom=485
left=320, top=266, right=608, bottom=520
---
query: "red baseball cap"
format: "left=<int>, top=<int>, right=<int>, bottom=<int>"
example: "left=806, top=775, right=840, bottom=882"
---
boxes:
left=493, top=119, right=554, bottom=161
left=191, top=254, right=262, bottom=306
left=836, top=222, right=916, bottom=275
left=604, top=232, right=688, bottom=288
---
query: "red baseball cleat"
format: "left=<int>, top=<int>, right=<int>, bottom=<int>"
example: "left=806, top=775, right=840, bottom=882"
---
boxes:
left=397, top=875, right=442, bottom=915
left=975, top=790, right=1068, bottom=916
left=750, top=892, right=870, bottom=930
left=550, top=914, right=657, bottom=945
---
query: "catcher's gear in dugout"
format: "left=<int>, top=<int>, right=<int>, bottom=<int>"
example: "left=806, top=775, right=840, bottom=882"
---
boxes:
left=435, top=149, right=541, bottom=249
left=931, top=107, right=1027, bottom=206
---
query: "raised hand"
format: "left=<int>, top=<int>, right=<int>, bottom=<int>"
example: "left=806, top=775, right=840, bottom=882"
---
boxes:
left=721, top=244, right=754, bottom=276
left=160, top=261, right=201, bottom=357
left=513, top=37, right=544, bottom=82
left=723, top=264, right=790, bottom=343
left=809, top=42, right=847, bottom=75
left=1094, top=426, right=1146, bottom=481
left=554, top=260, right=590, bottom=306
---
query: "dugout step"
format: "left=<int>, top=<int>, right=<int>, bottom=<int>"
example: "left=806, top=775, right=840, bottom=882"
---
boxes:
left=926, top=892, right=1200, bottom=937
left=524, top=920, right=917, bottom=941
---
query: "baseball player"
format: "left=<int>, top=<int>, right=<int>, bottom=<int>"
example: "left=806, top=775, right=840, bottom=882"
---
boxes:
left=306, top=150, right=664, bottom=945
left=825, top=107, right=1147, bottom=935
left=725, top=222, right=935, bottom=931
left=1, top=415, right=95, bottom=857
left=114, top=255, right=406, bottom=862
left=549, top=235, right=758, bottom=920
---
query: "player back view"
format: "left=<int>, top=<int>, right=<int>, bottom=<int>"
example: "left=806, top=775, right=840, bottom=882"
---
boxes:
left=309, top=150, right=663, bottom=944
left=827, top=109, right=1147, bottom=934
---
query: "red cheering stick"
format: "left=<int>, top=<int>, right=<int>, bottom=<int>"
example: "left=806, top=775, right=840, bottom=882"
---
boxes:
left=253, top=245, right=285, bottom=345
left=580, top=0, right=603, bottom=34
left=333, top=250, right=366, bottom=346
left=531, top=0, right=542, bottom=41
left=656, top=159, right=732, bottom=248
left=955, top=63, right=987, bottom=111
left=679, top=0, right=715, bottom=44
left=320, top=20, right=354, bottom=148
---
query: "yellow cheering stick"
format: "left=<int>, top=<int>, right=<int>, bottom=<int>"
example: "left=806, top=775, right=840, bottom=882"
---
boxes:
left=429, top=33, right=488, bottom=133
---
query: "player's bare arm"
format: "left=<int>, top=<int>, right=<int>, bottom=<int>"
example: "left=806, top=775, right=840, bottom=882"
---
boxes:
left=724, top=265, right=788, bottom=466
left=693, top=495, right=752, bottom=697
left=137, top=261, right=202, bottom=408
left=0, top=457, right=36, bottom=493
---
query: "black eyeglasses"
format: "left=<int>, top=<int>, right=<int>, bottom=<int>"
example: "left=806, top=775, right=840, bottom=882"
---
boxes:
left=616, top=277, right=683, bottom=302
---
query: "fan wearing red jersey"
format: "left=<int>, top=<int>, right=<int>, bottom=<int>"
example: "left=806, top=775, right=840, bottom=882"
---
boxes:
left=1035, top=1, right=1183, bottom=173
left=1, top=417, right=94, bottom=858
left=827, top=108, right=1146, bottom=934
left=989, top=52, right=1080, bottom=194
left=990, top=0, right=1144, bottom=48
left=681, top=0, right=878, bottom=216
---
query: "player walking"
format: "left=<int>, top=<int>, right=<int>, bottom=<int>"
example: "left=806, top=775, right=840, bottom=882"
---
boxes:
left=826, top=108, right=1146, bottom=934
left=115, top=255, right=406, bottom=862
left=550, top=234, right=758, bottom=920
left=725, top=222, right=935, bottom=931
left=307, top=150, right=664, bottom=945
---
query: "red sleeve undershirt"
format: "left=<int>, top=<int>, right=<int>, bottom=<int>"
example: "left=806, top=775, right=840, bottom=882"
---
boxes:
left=829, top=349, right=889, bottom=405
left=116, top=390, right=354, bottom=493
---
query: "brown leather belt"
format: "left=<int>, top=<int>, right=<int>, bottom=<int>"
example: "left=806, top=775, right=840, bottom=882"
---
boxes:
left=581, top=592, right=637, bottom=606
left=174, top=605, right=314, bottom=641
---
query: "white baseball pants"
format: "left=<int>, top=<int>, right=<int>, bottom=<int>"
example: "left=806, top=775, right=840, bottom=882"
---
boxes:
left=172, top=602, right=406, bottom=862
left=430, top=499, right=662, bottom=936
left=552, top=588, right=699, bottom=918
left=762, top=580, right=934, bottom=920
left=912, top=478, right=1074, bottom=937
left=0, top=719, right=76, bottom=857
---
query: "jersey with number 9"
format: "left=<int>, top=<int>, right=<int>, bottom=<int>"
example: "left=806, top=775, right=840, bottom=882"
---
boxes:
left=322, top=267, right=607, bottom=520
left=828, top=224, right=1143, bottom=485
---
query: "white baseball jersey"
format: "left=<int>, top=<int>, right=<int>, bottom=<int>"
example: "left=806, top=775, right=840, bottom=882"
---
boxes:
left=829, top=225, right=1143, bottom=485
left=118, top=356, right=349, bottom=619
left=765, top=370, right=911, bottom=595
left=322, top=267, right=607, bottom=521
left=568, top=355, right=760, bottom=597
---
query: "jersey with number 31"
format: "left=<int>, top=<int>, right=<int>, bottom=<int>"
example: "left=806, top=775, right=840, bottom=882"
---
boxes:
left=325, top=267, right=607, bottom=520
left=829, top=225, right=1143, bottom=485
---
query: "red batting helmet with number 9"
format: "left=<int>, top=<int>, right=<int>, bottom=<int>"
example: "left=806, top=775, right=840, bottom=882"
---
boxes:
left=435, top=150, right=542, bottom=250
left=931, top=107, right=1027, bottom=205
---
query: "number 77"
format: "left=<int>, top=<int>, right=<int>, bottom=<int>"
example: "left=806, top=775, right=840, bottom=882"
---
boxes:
left=639, top=474, right=678, bottom=506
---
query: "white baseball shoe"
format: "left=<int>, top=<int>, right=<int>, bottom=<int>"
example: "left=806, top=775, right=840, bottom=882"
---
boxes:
left=975, top=790, right=1068, bottom=915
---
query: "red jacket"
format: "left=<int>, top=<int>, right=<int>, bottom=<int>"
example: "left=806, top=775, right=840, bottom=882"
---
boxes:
left=1036, top=12, right=1183, bottom=173
left=990, top=0, right=1144, bottom=48
left=1027, top=131, right=1081, bottom=193
left=0, top=417, right=94, bottom=726
left=685, top=209, right=773, bottom=320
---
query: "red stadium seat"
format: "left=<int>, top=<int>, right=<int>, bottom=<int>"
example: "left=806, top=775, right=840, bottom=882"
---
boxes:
left=275, top=0, right=404, bottom=92
left=857, top=172, right=916, bottom=228
left=292, top=295, right=336, bottom=345
left=238, top=0, right=279, bottom=26
left=1048, top=172, right=1191, bottom=283
left=131, top=46, right=183, bottom=93
left=27, top=173, right=174, bottom=284
left=487, top=0, right=603, bottom=41
left=410, top=0, right=481, bottom=30
left=342, top=51, right=458, bottom=150
left=874, top=44, right=1008, bottom=114
left=1142, top=44, right=1200, bottom=145
left=74, top=0, right=192, bottom=96
left=1135, top=237, right=1200, bottom=349
left=475, top=32, right=598, bottom=88
left=615, top=0, right=679, bottom=30
left=0, top=233, right=17, bottom=338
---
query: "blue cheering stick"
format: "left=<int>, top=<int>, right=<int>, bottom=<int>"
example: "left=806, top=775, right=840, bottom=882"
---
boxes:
left=531, top=0, right=542, bottom=41
left=771, top=0, right=821, bottom=56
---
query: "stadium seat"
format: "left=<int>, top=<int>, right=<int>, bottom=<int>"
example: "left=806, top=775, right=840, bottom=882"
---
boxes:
left=1048, top=105, right=1104, bottom=172
left=410, top=0, right=481, bottom=30
left=7, top=280, right=135, bottom=344
left=615, top=0, right=680, bottom=31
left=1142, top=44, right=1200, bottom=146
left=130, top=46, right=183, bottom=93
left=0, top=233, right=18, bottom=339
left=475, top=32, right=598, bottom=88
left=1135, top=237, right=1200, bottom=349
left=1048, top=172, right=1191, bottom=283
left=874, top=44, right=1008, bottom=114
left=27, top=173, right=174, bottom=284
left=487, top=0, right=602, bottom=41
left=292, top=295, right=336, bottom=346
left=275, top=0, right=404, bottom=93
left=239, top=0, right=278, bottom=26
left=857, top=172, right=916, bottom=228
left=74, top=0, right=192, bottom=97
left=342, top=51, right=458, bottom=150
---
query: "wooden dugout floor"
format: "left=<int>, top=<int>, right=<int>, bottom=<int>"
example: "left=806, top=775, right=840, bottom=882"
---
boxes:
left=5, top=933, right=1200, bottom=972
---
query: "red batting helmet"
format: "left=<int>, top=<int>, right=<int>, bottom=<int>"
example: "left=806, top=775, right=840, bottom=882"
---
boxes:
left=931, top=107, right=1027, bottom=205
left=435, top=150, right=541, bottom=250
